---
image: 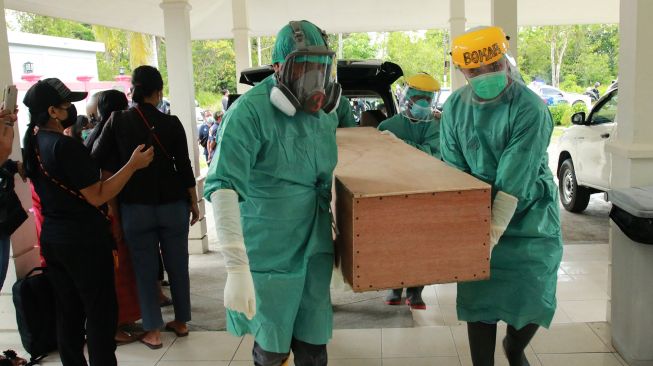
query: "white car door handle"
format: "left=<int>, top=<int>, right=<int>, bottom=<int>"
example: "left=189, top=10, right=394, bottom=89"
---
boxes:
left=575, top=137, right=585, bottom=140
left=601, top=133, right=610, bottom=139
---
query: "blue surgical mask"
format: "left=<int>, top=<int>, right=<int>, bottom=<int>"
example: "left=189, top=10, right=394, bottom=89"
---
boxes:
left=409, top=99, right=432, bottom=121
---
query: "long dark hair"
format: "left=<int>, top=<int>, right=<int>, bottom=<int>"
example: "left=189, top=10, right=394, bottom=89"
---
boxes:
left=22, top=109, right=51, bottom=180
left=131, top=66, right=163, bottom=105
left=85, top=90, right=129, bottom=149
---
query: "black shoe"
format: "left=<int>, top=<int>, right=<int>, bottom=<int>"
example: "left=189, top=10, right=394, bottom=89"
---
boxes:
left=384, top=289, right=403, bottom=305
left=405, top=287, right=426, bottom=310
left=503, top=337, right=530, bottom=366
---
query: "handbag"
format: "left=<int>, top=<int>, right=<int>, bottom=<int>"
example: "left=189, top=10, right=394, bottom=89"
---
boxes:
left=0, top=167, right=27, bottom=237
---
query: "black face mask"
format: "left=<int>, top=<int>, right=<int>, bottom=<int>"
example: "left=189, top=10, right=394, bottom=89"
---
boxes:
left=60, top=104, right=77, bottom=129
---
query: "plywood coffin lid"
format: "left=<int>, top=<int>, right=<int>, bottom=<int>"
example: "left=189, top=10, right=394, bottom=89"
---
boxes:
left=335, top=127, right=491, bottom=198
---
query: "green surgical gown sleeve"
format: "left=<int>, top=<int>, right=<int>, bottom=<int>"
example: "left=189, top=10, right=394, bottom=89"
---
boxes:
left=203, top=102, right=262, bottom=202
left=439, top=104, right=471, bottom=173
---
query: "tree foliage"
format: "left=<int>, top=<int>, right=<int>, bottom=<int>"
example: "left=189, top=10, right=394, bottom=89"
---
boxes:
left=11, top=10, right=620, bottom=107
left=192, top=40, right=236, bottom=94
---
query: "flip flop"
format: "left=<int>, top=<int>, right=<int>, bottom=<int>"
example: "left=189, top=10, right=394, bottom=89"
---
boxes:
left=139, top=339, right=163, bottom=350
left=159, top=298, right=173, bottom=307
left=115, top=331, right=143, bottom=346
left=165, top=324, right=189, bottom=337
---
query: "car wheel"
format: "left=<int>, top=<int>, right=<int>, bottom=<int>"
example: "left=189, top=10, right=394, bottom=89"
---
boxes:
left=558, top=159, right=591, bottom=213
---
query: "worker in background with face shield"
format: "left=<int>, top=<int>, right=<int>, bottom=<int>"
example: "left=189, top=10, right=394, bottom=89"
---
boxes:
left=204, top=20, right=341, bottom=366
left=440, top=26, right=563, bottom=366
left=378, top=73, right=442, bottom=159
left=378, top=72, right=441, bottom=310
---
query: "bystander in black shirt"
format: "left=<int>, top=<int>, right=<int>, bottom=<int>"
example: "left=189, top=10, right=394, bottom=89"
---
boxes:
left=92, top=103, right=196, bottom=205
left=32, top=131, right=107, bottom=242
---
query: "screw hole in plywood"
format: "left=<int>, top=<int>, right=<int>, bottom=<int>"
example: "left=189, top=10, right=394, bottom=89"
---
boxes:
left=458, top=191, right=462, bottom=194
left=356, top=234, right=360, bottom=237
left=355, top=217, right=359, bottom=220
left=356, top=251, right=360, bottom=254
left=454, top=276, right=458, bottom=279
left=379, top=197, right=383, bottom=200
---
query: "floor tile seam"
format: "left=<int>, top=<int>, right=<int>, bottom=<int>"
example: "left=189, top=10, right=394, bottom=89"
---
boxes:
left=534, top=351, right=618, bottom=355
left=448, top=325, right=463, bottom=363
left=157, top=335, right=180, bottom=363
left=230, top=336, right=246, bottom=364
left=585, top=323, right=615, bottom=352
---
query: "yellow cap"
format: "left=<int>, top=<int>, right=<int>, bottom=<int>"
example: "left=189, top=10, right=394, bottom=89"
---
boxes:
left=406, top=73, right=441, bottom=92
left=451, top=26, right=509, bottom=69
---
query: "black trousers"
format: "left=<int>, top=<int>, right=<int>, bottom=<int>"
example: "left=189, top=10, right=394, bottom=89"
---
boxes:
left=42, top=233, right=118, bottom=366
left=253, top=339, right=327, bottom=366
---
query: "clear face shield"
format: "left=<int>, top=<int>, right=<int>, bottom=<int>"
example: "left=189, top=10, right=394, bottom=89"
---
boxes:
left=278, top=51, right=339, bottom=114
left=400, top=87, right=440, bottom=123
left=460, top=54, right=523, bottom=101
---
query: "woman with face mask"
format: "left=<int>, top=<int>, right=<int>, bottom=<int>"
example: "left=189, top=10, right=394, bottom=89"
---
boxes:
left=21, top=78, right=154, bottom=366
left=377, top=73, right=442, bottom=310
left=441, top=27, right=562, bottom=366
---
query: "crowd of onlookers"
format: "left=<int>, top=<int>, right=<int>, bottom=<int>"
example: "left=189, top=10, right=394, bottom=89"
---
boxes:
left=0, top=65, right=201, bottom=365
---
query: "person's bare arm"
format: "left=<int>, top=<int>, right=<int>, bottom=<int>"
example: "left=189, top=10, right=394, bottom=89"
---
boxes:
left=80, top=145, right=153, bottom=206
left=188, top=187, right=200, bottom=225
left=0, top=108, right=17, bottom=165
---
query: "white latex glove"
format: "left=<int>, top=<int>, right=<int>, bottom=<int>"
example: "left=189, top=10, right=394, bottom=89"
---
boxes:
left=211, top=189, right=256, bottom=320
left=380, top=130, right=398, bottom=139
left=489, top=191, right=519, bottom=257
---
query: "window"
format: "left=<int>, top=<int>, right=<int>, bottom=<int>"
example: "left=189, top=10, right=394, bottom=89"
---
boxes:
left=542, top=88, right=562, bottom=97
left=591, top=91, right=618, bottom=125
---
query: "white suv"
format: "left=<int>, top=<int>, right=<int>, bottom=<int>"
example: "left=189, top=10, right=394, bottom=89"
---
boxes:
left=556, top=85, right=618, bottom=212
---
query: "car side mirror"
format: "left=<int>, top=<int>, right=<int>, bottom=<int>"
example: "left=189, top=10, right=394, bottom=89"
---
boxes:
left=571, top=112, right=586, bottom=125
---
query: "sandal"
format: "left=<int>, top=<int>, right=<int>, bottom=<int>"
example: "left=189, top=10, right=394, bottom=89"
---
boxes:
left=0, top=350, right=27, bottom=366
left=115, top=330, right=143, bottom=346
left=165, top=322, right=189, bottom=337
left=139, top=339, right=163, bottom=350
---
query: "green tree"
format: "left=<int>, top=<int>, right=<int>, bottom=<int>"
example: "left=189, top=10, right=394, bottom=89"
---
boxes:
left=342, top=33, right=378, bottom=60
left=15, top=11, right=95, bottom=40
left=385, top=30, right=447, bottom=85
left=192, top=40, right=236, bottom=95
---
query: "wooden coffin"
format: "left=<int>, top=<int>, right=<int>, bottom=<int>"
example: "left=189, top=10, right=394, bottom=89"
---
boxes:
left=334, top=127, right=492, bottom=292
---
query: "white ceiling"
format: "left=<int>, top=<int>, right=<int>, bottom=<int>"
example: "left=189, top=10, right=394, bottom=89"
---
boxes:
left=6, top=0, right=620, bottom=40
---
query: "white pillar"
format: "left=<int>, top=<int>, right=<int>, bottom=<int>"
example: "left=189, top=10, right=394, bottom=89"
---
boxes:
left=232, top=0, right=252, bottom=94
left=449, top=0, right=466, bottom=91
left=0, top=0, right=41, bottom=279
left=160, top=0, right=208, bottom=254
left=606, top=0, right=653, bottom=363
left=491, top=0, right=518, bottom=62
left=338, top=33, right=344, bottom=59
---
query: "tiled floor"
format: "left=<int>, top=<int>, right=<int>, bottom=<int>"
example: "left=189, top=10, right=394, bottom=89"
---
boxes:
left=0, top=243, right=629, bottom=365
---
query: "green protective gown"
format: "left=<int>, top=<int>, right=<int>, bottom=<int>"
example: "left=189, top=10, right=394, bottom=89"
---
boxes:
left=378, top=113, right=441, bottom=158
left=335, top=95, right=357, bottom=128
left=440, top=81, right=563, bottom=330
left=204, top=75, right=338, bottom=352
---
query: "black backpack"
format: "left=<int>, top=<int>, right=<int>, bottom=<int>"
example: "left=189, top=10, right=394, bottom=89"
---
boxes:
left=12, top=267, right=57, bottom=364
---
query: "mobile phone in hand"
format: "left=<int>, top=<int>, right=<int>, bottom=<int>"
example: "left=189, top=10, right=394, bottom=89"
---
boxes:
left=2, top=85, right=18, bottom=113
